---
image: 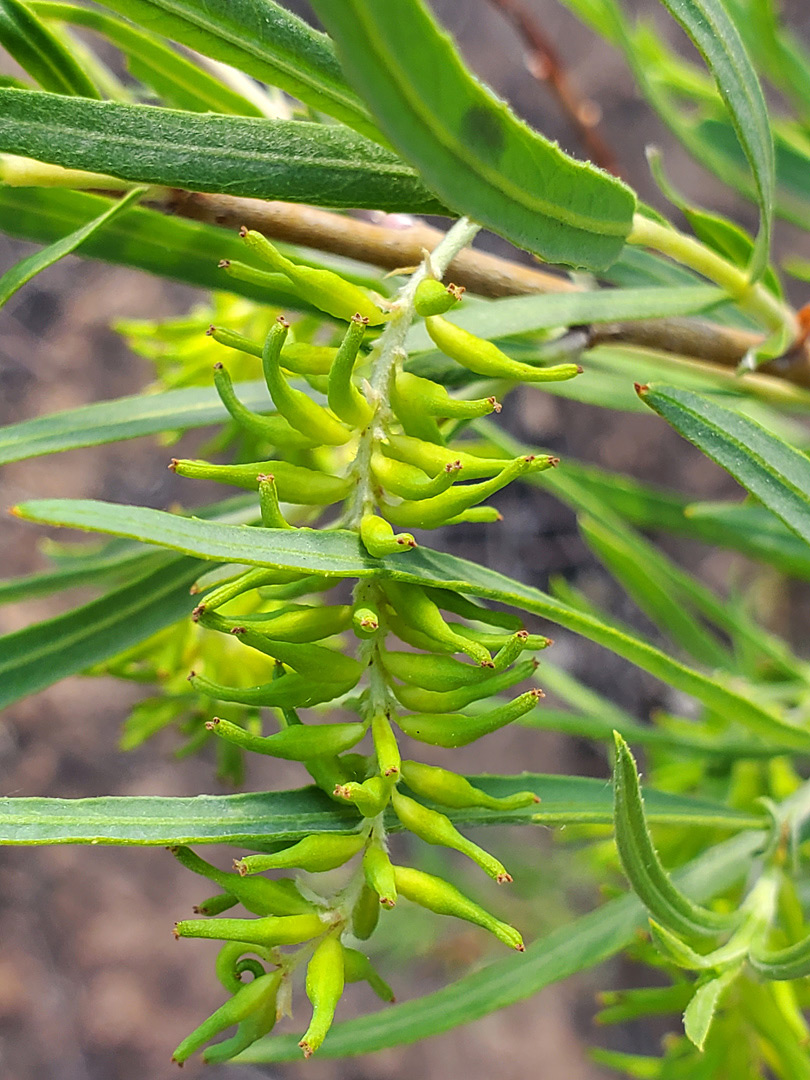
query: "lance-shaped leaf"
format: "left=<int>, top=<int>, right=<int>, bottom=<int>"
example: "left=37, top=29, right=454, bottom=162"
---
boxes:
left=0, top=0, right=99, bottom=96
left=95, top=0, right=381, bottom=141
left=638, top=384, right=810, bottom=550
left=28, top=1, right=263, bottom=115
left=653, top=0, right=774, bottom=279
left=13, top=498, right=810, bottom=751
left=684, top=968, right=740, bottom=1050
left=312, top=0, right=635, bottom=270
left=0, top=185, right=144, bottom=308
left=0, top=89, right=445, bottom=212
left=0, top=774, right=761, bottom=845
left=612, top=732, right=740, bottom=938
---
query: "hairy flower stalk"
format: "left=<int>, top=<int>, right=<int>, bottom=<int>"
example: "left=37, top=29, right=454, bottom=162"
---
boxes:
left=167, top=218, right=573, bottom=1063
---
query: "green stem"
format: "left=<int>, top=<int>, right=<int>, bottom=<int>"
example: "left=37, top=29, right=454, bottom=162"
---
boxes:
left=628, top=213, right=797, bottom=339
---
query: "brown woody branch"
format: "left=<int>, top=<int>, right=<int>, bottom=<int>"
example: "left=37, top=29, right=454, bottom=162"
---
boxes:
left=153, top=190, right=810, bottom=389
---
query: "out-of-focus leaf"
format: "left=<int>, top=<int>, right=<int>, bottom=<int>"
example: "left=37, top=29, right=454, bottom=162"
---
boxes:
left=0, top=0, right=99, bottom=96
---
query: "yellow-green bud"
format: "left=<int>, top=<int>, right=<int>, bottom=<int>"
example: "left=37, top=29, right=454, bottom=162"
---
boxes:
left=371, top=712, right=401, bottom=778
left=174, top=912, right=327, bottom=948
left=210, top=360, right=316, bottom=447
left=334, top=776, right=391, bottom=817
left=380, top=581, right=491, bottom=665
left=172, top=846, right=314, bottom=916
left=170, top=455, right=350, bottom=504
left=363, top=839, right=397, bottom=907
left=353, top=605, right=380, bottom=637
left=400, top=760, right=539, bottom=812
left=205, top=716, right=368, bottom=759
left=351, top=884, right=380, bottom=940
left=235, top=832, right=366, bottom=875
left=395, top=689, right=543, bottom=748
left=414, top=278, right=464, bottom=317
left=299, top=933, right=345, bottom=1058
left=360, top=513, right=417, bottom=557
left=392, top=658, right=536, bottom=712
left=327, top=313, right=373, bottom=427
left=426, top=314, right=582, bottom=382
left=172, top=970, right=282, bottom=1065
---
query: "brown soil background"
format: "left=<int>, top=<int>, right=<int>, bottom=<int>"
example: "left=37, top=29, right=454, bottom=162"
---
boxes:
left=2, top=2, right=810, bottom=1078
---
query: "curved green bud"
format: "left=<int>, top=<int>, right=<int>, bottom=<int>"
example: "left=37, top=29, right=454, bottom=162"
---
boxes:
left=299, top=932, right=345, bottom=1057
left=262, top=317, right=353, bottom=445
left=392, top=658, right=536, bottom=712
left=194, top=892, right=239, bottom=917
left=172, top=970, right=281, bottom=1065
left=395, top=689, right=543, bottom=748
left=342, top=946, right=395, bottom=1001
left=170, top=456, right=350, bottom=504
left=424, top=587, right=522, bottom=631
left=360, top=513, right=417, bottom=556
left=391, top=790, right=511, bottom=882
left=426, top=315, right=582, bottom=382
left=371, top=712, right=401, bottom=778
left=205, top=716, right=368, bottom=759
left=217, top=257, right=293, bottom=294
left=211, top=361, right=316, bottom=447
left=382, top=433, right=510, bottom=479
left=207, top=323, right=263, bottom=359
left=393, top=865, right=524, bottom=950
left=363, top=839, right=397, bottom=908
left=382, top=456, right=556, bottom=530
left=235, top=832, right=365, bottom=875
left=281, top=341, right=339, bottom=376
left=380, top=581, right=491, bottom=666
left=455, top=625, right=551, bottom=654
left=202, top=977, right=280, bottom=1064
left=191, top=672, right=354, bottom=709
left=351, top=884, right=380, bottom=940
left=493, top=630, right=549, bottom=671
left=327, top=314, right=373, bottom=427
left=257, top=473, right=294, bottom=529
left=414, top=278, right=464, bottom=317
left=389, top=372, right=445, bottom=442
left=241, top=228, right=387, bottom=325
left=174, top=912, right=327, bottom=948
left=198, top=619, right=362, bottom=682
left=192, top=567, right=313, bottom=615
left=215, top=942, right=269, bottom=994
left=353, top=605, right=380, bottom=637
left=400, top=760, right=539, bottom=812
left=394, top=370, right=500, bottom=419
left=334, top=776, right=391, bottom=817
left=209, top=604, right=353, bottom=644
left=172, top=846, right=315, bottom=916
left=443, top=507, right=504, bottom=525
left=371, top=451, right=461, bottom=500
left=385, top=611, right=462, bottom=654
left=380, top=647, right=502, bottom=692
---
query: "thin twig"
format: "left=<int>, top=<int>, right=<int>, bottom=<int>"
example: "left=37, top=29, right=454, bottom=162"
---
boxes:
left=484, top=0, right=621, bottom=176
left=152, top=190, right=810, bottom=388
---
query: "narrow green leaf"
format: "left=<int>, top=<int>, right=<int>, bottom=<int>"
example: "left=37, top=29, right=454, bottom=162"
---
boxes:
left=639, top=385, right=810, bottom=551
left=312, top=0, right=635, bottom=270
left=0, top=544, right=165, bottom=605
left=0, top=556, right=201, bottom=708
left=0, top=184, right=144, bottom=308
left=0, top=89, right=445, bottom=212
left=0, top=774, right=760, bottom=845
left=404, top=285, right=725, bottom=353
left=684, top=969, right=739, bottom=1049
left=0, top=0, right=99, bottom=96
left=0, top=380, right=273, bottom=464
left=28, top=1, right=263, bottom=115
left=653, top=0, right=773, bottom=279
left=612, top=733, right=738, bottom=938
left=236, top=831, right=762, bottom=1060
left=96, top=0, right=382, bottom=141
left=0, top=187, right=319, bottom=307
left=13, top=498, right=810, bottom=750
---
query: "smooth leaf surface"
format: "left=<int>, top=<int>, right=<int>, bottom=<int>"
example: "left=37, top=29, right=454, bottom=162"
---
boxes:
left=96, top=0, right=381, bottom=140
left=0, top=545, right=165, bottom=605
left=0, top=185, right=144, bottom=308
left=28, top=1, right=263, bottom=115
left=0, top=556, right=201, bottom=708
left=0, top=0, right=99, bottom=96
left=0, top=89, right=446, bottom=212
left=0, top=774, right=761, bottom=845
left=313, top=0, right=635, bottom=270
left=639, top=385, right=810, bottom=549
left=13, top=499, right=810, bottom=750
left=654, top=0, right=773, bottom=278
left=238, top=831, right=762, bottom=1060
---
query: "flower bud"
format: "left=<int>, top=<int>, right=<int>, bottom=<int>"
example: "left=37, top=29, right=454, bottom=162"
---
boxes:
left=174, top=912, right=328, bottom=948
left=170, top=455, right=350, bottom=504
left=371, top=450, right=460, bottom=500
left=392, top=658, right=536, bottom=712
left=257, top=473, right=294, bottom=529
left=426, top=314, right=582, bottom=382
left=192, top=672, right=353, bottom=709
left=235, top=832, right=365, bottom=875
left=394, top=370, right=499, bottom=419
left=393, top=865, right=524, bottom=950
left=299, top=933, right=345, bottom=1057
left=327, top=314, right=373, bottom=427
left=353, top=605, right=380, bottom=637
left=194, top=892, right=238, bottom=917
left=414, top=278, right=464, bottom=316
left=351, top=884, right=380, bottom=940
left=371, top=712, right=401, bottom=778
left=380, top=647, right=499, bottom=692
left=211, top=603, right=353, bottom=644
left=172, top=970, right=282, bottom=1065
left=363, top=839, right=397, bottom=907
left=211, top=361, right=316, bottom=447
left=380, top=581, right=491, bottom=665
left=395, top=689, right=543, bottom=748
left=382, top=433, right=510, bottom=479
left=400, top=760, right=539, bottom=812
left=205, top=716, right=368, bottom=759
left=172, top=846, right=315, bottom=916
left=360, top=513, right=417, bottom=556
left=334, top=776, right=391, bottom=817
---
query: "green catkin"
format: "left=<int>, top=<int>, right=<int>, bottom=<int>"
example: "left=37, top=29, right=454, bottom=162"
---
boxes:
left=327, top=313, right=373, bottom=426
left=210, top=360, right=317, bottom=447
left=370, top=451, right=461, bottom=499
left=235, top=833, right=366, bottom=875
left=204, top=716, right=368, bottom=759
left=359, top=512, right=417, bottom=556
left=351, top=885, right=381, bottom=940
left=391, top=790, right=512, bottom=882
left=395, top=688, right=544, bottom=748
left=393, top=370, right=500, bottom=419
left=172, top=846, right=315, bottom=916
left=426, top=314, right=583, bottom=382
left=413, top=278, right=465, bottom=316
left=393, top=865, right=524, bottom=951
left=299, top=932, right=346, bottom=1057
left=261, top=317, right=353, bottom=445
left=170, top=455, right=351, bottom=503
left=380, top=580, right=492, bottom=665
left=399, top=760, right=539, bottom=811
left=363, top=839, right=397, bottom=908
left=241, top=227, right=387, bottom=325
left=174, top=912, right=329, bottom=948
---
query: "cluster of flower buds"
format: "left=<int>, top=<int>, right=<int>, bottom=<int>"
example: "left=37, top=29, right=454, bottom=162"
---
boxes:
left=167, top=229, right=580, bottom=1063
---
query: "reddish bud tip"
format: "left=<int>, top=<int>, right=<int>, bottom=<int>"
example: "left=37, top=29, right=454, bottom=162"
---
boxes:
left=206, top=718, right=220, bottom=730
left=497, top=871, right=513, bottom=884
left=380, top=897, right=396, bottom=908
left=217, top=259, right=230, bottom=269
left=205, top=325, right=216, bottom=336
left=168, top=459, right=178, bottom=471
left=333, top=784, right=351, bottom=799
left=576, top=365, right=584, bottom=374
left=524, top=455, right=536, bottom=463
left=256, top=473, right=275, bottom=483
left=494, top=512, right=504, bottom=522
left=233, top=859, right=247, bottom=877
left=172, top=924, right=180, bottom=940
left=352, top=312, right=370, bottom=325
left=490, top=398, right=502, bottom=413
left=516, top=630, right=529, bottom=640
left=230, top=626, right=246, bottom=635
left=187, top=670, right=196, bottom=681
left=515, top=942, right=525, bottom=952
left=191, top=604, right=205, bottom=622
left=635, top=382, right=649, bottom=395
left=213, top=361, right=223, bottom=370
left=238, top=225, right=248, bottom=238
left=531, top=794, right=541, bottom=803
left=384, top=766, right=399, bottom=777
left=530, top=688, right=545, bottom=699
left=276, top=315, right=290, bottom=328
left=549, top=457, right=560, bottom=467
left=299, top=1041, right=314, bottom=1059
